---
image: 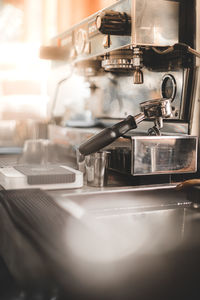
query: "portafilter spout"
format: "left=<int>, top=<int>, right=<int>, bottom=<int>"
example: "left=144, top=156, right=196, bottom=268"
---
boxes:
left=79, top=98, right=172, bottom=156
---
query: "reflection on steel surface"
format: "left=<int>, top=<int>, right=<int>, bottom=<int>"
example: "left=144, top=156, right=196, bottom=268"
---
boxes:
left=134, top=0, right=179, bottom=46
left=107, top=136, right=198, bottom=176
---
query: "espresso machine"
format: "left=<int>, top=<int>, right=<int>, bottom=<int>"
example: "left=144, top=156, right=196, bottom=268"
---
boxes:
left=41, top=0, right=199, bottom=187
left=2, top=2, right=200, bottom=299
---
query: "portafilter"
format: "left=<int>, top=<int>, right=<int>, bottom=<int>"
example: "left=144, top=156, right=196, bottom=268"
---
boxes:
left=79, top=98, right=172, bottom=156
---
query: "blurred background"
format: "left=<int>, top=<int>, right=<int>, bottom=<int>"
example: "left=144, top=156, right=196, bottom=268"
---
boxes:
left=0, top=0, right=114, bottom=122
left=0, top=0, right=116, bottom=146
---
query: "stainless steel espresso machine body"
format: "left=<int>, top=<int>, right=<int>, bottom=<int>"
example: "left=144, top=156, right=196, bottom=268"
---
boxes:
left=44, top=0, right=198, bottom=185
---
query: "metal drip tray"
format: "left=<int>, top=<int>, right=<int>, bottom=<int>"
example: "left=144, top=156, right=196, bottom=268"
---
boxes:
left=106, top=135, right=198, bottom=176
left=57, top=188, right=197, bottom=259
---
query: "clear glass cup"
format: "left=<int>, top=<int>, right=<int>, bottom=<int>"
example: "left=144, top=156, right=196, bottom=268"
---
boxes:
left=19, top=139, right=57, bottom=165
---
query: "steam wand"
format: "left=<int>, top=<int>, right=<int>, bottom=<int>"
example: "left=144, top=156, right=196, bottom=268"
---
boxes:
left=79, top=98, right=172, bottom=156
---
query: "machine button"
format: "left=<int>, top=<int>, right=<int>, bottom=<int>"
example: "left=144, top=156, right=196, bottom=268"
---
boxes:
left=96, top=10, right=131, bottom=36
left=75, top=29, right=87, bottom=55
left=84, top=41, right=91, bottom=54
left=103, top=35, right=111, bottom=49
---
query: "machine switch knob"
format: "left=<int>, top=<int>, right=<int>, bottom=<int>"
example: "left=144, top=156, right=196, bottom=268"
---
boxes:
left=96, top=10, right=131, bottom=36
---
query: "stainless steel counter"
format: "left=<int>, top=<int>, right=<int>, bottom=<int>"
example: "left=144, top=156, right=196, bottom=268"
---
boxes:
left=49, top=183, right=187, bottom=207
left=0, top=175, right=199, bottom=300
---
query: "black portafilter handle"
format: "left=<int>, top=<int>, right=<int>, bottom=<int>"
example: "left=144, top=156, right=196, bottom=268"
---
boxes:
left=79, top=99, right=172, bottom=156
left=79, top=115, right=139, bottom=156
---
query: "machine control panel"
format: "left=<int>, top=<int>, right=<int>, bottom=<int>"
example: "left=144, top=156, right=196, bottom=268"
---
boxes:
left=50, top=0, right=132, bottom=61
left=47, top=0, right=179, bottom=62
